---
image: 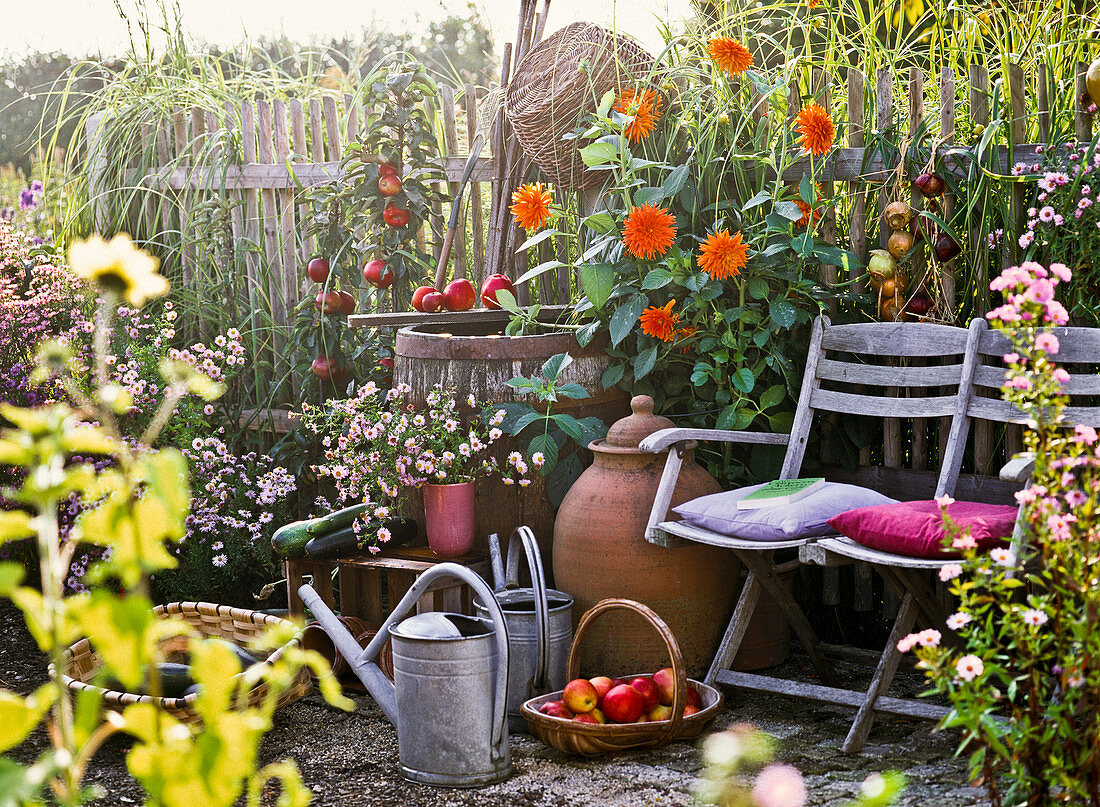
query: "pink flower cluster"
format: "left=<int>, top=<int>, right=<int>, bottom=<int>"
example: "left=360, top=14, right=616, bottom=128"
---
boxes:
left=987, top=261, right=1070, bottom=327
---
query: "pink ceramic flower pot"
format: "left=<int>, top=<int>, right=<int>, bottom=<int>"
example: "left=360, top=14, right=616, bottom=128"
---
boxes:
left=423, top=481, right=476, bottom=557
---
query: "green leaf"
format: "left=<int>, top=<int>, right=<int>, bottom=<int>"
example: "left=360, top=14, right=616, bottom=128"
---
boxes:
left=641, top=268, right=674, bottom=289
left=662, top=163, right=690, bottom=199
left=799, top=175, right=814, bottom=203
left=556, top=383, right=590, bottom=400
left=582, top=212, right=616, bottom=234
left=609, top=297, right=647, bottom=347
left=731, top=368, right=756, bottom=394
left=541, top=352, right=572, bottom=382
left=634, top=346, right=658, bottom=380
left=770, top=300, right=798, bottom=329
left=546, top=453, right=583, bottom=507
left=746, top=277, right=770, bottom=300
left=579, top=141, right=617, bottom=167
left=528, top=432, right=559, bottom=472
left=515, top=260, right=565, bottom=286
left=775, top=201, right=802, bottom=221
left=0, top=512, right=33, bottom=544
left=510, top=411, right=545, bottom=435
left=792, top=231, right=814, bottom=257
left=716, top=404, right=740, bottom=430
left=579, top=264, right=615, bottom=310
left=549, top=414, right=585, bottom=442
left=494, top=289, right=522, bottom=315
left=742, top=190, right=771, bottom=210
left=601, top=363, right=625, bottom=389
left=516, top=228, right=558, bottom=253
left=575, top=320, right=601, bottom=347
left=633, top=186, right=665, bottom=207
left=760, top=384, right=787, bottom=410
left=0, top=685, right=54, bottom=754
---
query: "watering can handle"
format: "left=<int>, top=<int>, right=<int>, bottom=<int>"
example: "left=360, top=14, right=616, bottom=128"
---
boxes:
left=299, top=563, right=511, bottom=759
left=505, top=526, right=551, bottom=695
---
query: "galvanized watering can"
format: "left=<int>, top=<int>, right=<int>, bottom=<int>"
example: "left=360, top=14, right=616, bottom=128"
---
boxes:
left=298, top=563, right=511, bottom=788
left=475, top=526, right=573, bottom=732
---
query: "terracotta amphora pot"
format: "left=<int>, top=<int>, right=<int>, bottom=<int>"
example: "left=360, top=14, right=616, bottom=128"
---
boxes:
left=552, top=395, right=741, bottom=678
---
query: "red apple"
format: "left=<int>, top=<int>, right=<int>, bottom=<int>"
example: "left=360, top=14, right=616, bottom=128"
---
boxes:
left=378, top=174, right=402, bottom=197
left=685, top=686, right=702, bottom=710
left=332, top=364, right=351, bottom=384
left=589, top=708, right=606, bottom=724
left=442, top=278, right=476, bottom=312
left=538, top=700, right=573, bottom=720
left=421, top=291, right=444, bottom=314
left=635, top=713, right=650, bottom=723
left=652, top=668, right=676, bottom=707
left=307, top=257, right=329, bottom=283
left=682, top=704, right=700, bottom=717
left=589, top=676, right=615, bottom=704
left=629, top=677, right=660, bottom=712
left=479, top=273, right=515, bottom=309
left=362, top=259, right=393, bottom=289
left=648, top=704, right=673, bottom=722
left=411, top=285, right=437, bottom=312
left=314, top=290, right=341, bottom=314
left=601, top=683, right=644, bottom=724
left=378, top=161, right=398, bottom=177
left=572, top=712, right=600, bottom=724
left=562, top=678, right=598, bottom=714
left=338, top=290, right=356, bottom=315
left=311, top=356, right=333, bottom=380
left=378, top=357, right=394, bottom=372
left=383, top=202, right=410, bottom=228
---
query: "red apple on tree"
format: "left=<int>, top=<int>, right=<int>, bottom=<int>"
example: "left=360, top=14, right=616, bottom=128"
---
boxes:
left=307, top=257, right=330, bottom=283
left=378, top=174, right=402, bottom=197
left=411, top=285, right=437, bottom=312
left=383, top=202, right=410, bottom=228
left=601, top=684, right=644, bottom=723
left=421, top=291, right=444, bottom=313
left=338, top=290, right=356, bottom=315
left=479, top=273, right=515, bottom=309
left=378, top=161, right=398, bottom=177
left=562, top=679, right=598, bottom=714
left=629, top=677, right=660, bottom=712
left=314, top=290, right=342, bottom=314
left=311, top=356, right=333, bottom=380
left=442, top=278, right=476, bottom=311
left=362, top=259, right=393, bottom=289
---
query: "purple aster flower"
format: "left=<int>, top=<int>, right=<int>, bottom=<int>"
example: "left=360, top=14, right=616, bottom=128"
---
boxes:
left=29, top=180, right=43, bottom=194
left=0, top=207, right=12, bottom=221
left=18, top=188, right=37, bottom=210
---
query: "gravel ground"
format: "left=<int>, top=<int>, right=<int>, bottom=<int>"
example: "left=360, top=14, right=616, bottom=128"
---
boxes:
left=2, top=603, right=987, bottom=806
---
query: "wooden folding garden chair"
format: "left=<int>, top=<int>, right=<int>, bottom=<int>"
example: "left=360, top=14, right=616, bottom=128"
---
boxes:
left=639, top=314, right=987, bottom=749
left=803, top=320, right=1100, bottom=752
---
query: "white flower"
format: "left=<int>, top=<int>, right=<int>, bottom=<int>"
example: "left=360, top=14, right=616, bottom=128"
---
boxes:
left=946, top=612, right=971, bottom=630
left=377, top=527, right=392, bottom=543
left=1021, top=608, right=1048, bottom=627
left=466, top=394, right=477, bottom=407
left=490, top=409, right=506, bottom=426
left=212, top=554, right=228, bottom=568
left=939, top=563, right=963, bottom=582
left=531, top=452, right=545, bottom=468
left=989, top=547, right=1014, bottom=567
left=489, top=427, right=502, bottom=440
left=955, top=654, right=984, bottom=682
left=934, top=494, right=955, bottom=508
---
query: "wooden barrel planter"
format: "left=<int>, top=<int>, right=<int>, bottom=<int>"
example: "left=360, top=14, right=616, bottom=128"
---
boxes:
left=394, top=321, right=629, bottom=569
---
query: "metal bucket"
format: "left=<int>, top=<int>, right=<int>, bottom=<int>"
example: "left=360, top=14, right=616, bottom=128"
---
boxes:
left=298, top=563, right=511, bottom=788
left=475, top=526, right=573, bottom=732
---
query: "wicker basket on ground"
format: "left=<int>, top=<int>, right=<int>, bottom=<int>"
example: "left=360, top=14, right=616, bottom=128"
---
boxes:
left=521, top=598, right=722, bottom=755
left=60, top=601, right=312, bottom=725
left=505, top=22, right=657, bottom=191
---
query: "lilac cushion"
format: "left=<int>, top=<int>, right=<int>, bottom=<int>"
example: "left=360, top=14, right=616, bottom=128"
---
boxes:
left=828, top=500, right=1018, bottom=559
left=673, top=482, right=897, bottom=542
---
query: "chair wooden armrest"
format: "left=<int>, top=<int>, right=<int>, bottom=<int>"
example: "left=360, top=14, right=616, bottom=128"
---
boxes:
left=999, top=452, right=1036, bottom=484
left=639, top=427, right=790, bottom=454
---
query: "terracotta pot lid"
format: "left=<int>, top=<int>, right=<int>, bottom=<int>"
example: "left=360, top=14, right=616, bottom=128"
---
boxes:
left=592, top=395, right=674, bottom=453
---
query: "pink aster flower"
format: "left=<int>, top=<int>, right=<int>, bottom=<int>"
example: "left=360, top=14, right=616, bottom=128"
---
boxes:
left=1021, top=608, right=1048, bottom=627
left=939, top=563, right=963, bottom=582
left=946, top=612, right=971, bottom=630
left=956, top=655, right=984, bottom=681
left=752, top=764, right=807, bottom=807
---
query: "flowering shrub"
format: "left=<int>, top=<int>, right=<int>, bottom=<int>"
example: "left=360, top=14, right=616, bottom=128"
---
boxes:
left=902, top=261, right=1100, bottom=805
left=1011, top=141, right=1100, bottom=324
left=696, top=723, right=903, bottom=807
left=299, top=383, right=529, bottom=553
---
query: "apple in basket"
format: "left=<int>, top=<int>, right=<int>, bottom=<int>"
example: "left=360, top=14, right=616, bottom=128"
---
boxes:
left=601, top=683, right=645, bottom=724
left=648, top=704, right=673, bottom=722
left=685, top=686, right=703, bottom=710
left=589, top=676, right=614, bottom=703
left=562, top=678, right=598, bottom=714
left=629, top=677, right=660, bottom=711
left=573, top=712, right=601, bottom=725
left=652, top=667, right=676, bottom=706
left=683, top=704, right=700, bottom=717
left=538, top=700, right=573, bottom=720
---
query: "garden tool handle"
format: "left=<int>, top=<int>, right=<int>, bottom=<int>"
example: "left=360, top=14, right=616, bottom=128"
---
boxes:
left=505, top=526, right=551, bottom=694
left=433, top=133, right=485, bottom=291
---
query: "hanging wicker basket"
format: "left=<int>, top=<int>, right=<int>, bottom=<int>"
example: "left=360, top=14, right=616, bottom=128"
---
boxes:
left=520, top=598, right=722, bottom=755
left=60, top=602, right=312, bottom=725
left=506, top=22, right=657, bottom=191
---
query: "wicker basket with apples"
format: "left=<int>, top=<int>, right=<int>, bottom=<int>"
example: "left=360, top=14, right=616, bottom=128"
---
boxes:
left=521, top=598, right=722, bottom=755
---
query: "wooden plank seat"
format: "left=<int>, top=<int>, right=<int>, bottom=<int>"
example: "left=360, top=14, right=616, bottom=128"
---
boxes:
left=801, top=319, right=1100, bottom=752
left=639, top=314, right=987, bottom=750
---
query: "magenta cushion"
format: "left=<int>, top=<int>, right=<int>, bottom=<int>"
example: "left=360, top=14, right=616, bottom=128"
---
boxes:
left=827, top=500, right=1019, bottom=559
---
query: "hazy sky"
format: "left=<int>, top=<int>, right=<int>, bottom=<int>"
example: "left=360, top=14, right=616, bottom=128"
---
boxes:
left=5, top=0, right=692, bottom=60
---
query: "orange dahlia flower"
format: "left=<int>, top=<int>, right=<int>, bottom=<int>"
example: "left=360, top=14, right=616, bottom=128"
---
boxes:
left=639, top=300, right=680, bottom=342
left=510, top=182, right=554, bottom=231
left=795, top=103, right=835, bottom=156
left=698, top=229, right=749, bottom=280
left=707, top=37, right=754, bottom=76
left=623, top=203, right=677, bottom=261
left=795, top=183, right=824, bottom=228
left=614, top=88, right=663, bottom=143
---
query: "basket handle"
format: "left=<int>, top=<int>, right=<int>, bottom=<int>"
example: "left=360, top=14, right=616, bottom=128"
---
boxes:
left=566, top=598, right=685, bottom=746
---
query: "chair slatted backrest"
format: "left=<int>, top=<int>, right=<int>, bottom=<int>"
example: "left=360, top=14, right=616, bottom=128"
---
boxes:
left=779, top=316, right=986, bottom=498
left=972, top=326, right=1100, bottom=428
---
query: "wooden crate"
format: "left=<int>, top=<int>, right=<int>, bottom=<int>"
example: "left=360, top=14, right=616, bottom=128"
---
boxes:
left=284, top=546, right=491, bottom=623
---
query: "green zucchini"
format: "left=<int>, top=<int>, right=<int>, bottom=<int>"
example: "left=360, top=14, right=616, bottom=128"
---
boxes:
left=271, top=520, right=312, bottom=558
left=156, top=663, right=196, bottom=699
left=303, top=526, right=360, bottom=559
left=303, top=502, right=373, bottom=536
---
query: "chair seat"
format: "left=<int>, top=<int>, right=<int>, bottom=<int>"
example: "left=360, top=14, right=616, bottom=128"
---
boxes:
left=656, top=519, right=818, bottom=551
left=807, top=536, right=959, bottom=570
